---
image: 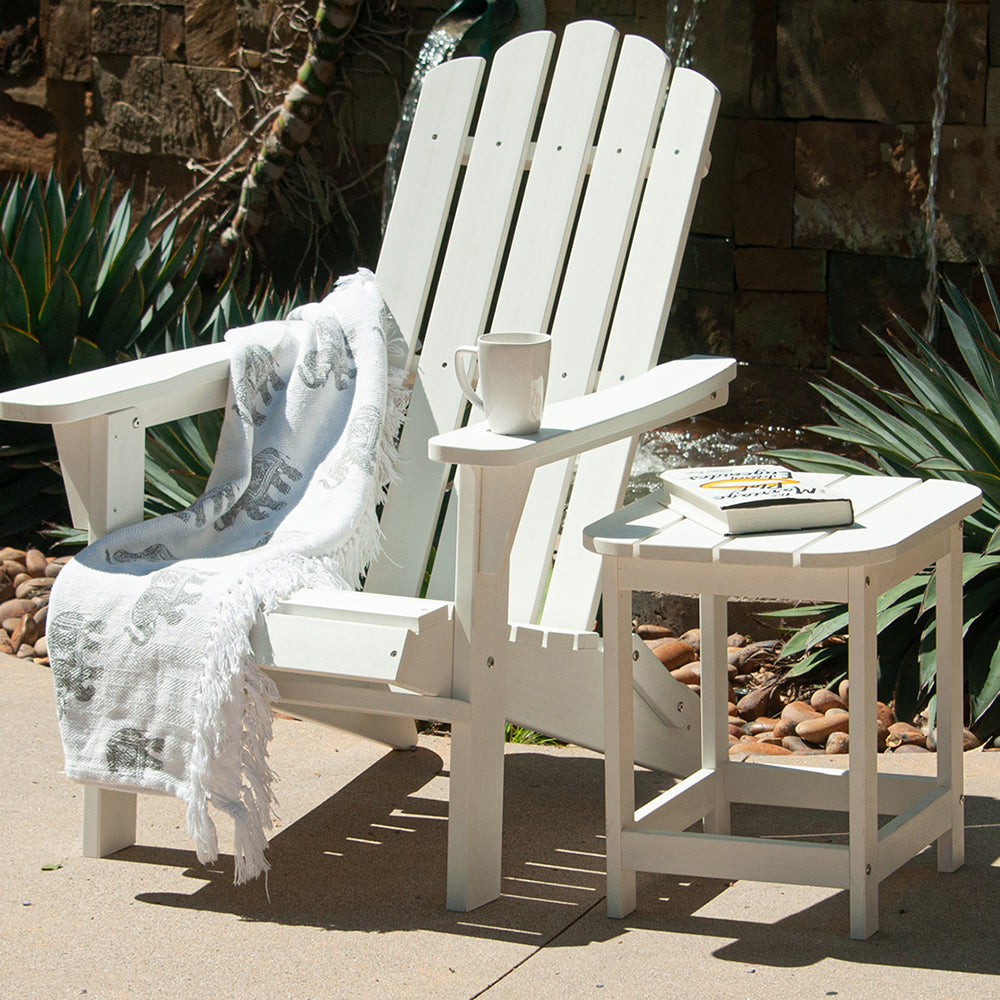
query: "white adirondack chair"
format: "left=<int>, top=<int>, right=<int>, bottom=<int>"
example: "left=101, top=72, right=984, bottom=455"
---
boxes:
left=0, top=21, right=736, bottom=910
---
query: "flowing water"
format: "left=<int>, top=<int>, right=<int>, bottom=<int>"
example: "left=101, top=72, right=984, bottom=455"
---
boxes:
left=626, top=418, right=822, bottom=503
left=922, top=0, right=957, bottom=341
left=380, top=12, right=481, bottom=234
left=664, top=0, right=705, bottom=70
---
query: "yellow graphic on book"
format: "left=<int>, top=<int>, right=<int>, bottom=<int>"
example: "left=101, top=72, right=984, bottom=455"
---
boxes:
left=698, top=475, right=797, bottom=491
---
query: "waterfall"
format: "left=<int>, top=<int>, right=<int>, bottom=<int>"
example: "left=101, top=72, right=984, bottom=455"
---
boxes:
left=380, top=2, right=484, bottom=235
left=922, top=0, right=957, bottom=342
left=665, top=0, right=705, bottom=71
left=380, top=0, right=534, bottom=234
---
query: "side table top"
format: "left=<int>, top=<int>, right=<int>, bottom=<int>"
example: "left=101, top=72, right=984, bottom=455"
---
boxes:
left=583, top=475, right=982, bottom=569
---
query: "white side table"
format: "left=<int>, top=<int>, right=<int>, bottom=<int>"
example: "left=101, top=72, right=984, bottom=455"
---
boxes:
left=583, top=475, right=981, bottom=939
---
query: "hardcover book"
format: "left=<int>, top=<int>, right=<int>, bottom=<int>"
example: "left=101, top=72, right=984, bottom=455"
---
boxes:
left=658, top=465, right=855, bottom=535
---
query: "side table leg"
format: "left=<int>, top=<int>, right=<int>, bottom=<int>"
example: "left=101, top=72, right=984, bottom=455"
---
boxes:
left=603, top=558, right=637, bottom=918
left=848, top=565, right=879, bottom=939
left=935, top=525, right=965, bottom=872
left=700, top=593, right=730, bottom=835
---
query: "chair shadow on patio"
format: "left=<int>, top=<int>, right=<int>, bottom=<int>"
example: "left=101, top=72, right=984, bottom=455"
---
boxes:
left=127, top=748, right=633, bottom=943
left=117, top=743, right=999, bottom=975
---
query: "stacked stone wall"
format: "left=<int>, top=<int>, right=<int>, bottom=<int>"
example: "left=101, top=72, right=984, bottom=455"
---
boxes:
left=1, top=1, right=997, bottom=422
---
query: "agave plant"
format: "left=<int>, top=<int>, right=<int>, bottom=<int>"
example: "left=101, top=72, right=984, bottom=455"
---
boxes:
left=0, top=171, right=317, bottom=541
left=765, top=268, right=1000, bottom=741
left=0, top=172, right=213, bottom=540
left=0, top=171, right=207, bottom=386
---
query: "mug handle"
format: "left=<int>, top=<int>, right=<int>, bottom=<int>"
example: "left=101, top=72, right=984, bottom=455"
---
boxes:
left=454, top=346, right=484, bottom=410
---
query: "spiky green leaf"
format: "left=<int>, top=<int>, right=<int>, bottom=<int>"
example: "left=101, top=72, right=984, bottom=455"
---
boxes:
left=0, top=253, right=30, bottom=333
left=58, top=189, right=98, bottom=271
left=0, top=324, right=47, bottom=387
left=10, top=211, right=47, bottom=319
left=36, top=267, right=81, bottom=372
left=66, top=336, right=108, bottom=374
left=93, top=269, right=144, bottom=355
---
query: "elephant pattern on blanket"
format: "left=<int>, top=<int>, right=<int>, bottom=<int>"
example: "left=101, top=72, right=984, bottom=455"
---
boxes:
left=214, top=447, right=302, bottom=530
left=174, top=483, right=239, bottom=528
left=44, top=268, right=403, bottom=883
left=233, top=345, right=286, bottom=426
left=106, top=727, right=165, bottom=776
left=319, top=403, right=382, bottom=490
left=48, top=611, right=106, bottom=712
left=105, top=542, right=177, bottom=564
left=126, top=568, right=207, bottom=646
left=297, top=317, right=357, bottom=390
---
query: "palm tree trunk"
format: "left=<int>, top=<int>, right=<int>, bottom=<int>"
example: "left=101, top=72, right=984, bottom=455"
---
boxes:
left=221, top=0, right=362, bottom=249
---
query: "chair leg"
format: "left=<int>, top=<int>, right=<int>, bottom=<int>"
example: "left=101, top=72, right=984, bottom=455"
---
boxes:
left=445, top=713, right=505, bottom=911
left=82, top=786, right=137, bottom=857
left=848, top=566, right=879, bottom=940
left=935, top=528, right=965, bottom=872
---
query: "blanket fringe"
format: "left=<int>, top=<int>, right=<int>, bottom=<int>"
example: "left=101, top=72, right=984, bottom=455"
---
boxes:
left=187, top=349, right=410, bottom=884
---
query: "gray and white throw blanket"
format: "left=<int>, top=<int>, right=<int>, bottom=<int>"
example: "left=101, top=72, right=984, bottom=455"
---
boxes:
left=47, top=268, right=408, bottom=883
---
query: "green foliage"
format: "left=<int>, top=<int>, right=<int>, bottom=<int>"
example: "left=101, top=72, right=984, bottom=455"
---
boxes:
left=504, top=724, right=560, bottom=745
left=0, top=171, right=306, bottom=545
left=0, top=172, right=207, bottom=385
left=765, top=269, right=1000, bottom=739
left=0, top=171, right=208, bottom=542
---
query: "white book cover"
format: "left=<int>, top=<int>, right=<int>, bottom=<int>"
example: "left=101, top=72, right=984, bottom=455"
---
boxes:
left=658, top=465, right=855, bottom=535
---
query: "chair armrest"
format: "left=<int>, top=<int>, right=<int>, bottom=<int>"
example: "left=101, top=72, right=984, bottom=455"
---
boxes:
left=428, top=356, right=737, bottom=468
left=0, top=341, right=232, bottom=427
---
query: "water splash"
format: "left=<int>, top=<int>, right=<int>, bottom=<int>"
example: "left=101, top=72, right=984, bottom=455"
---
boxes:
left=922, top=0, right=957, bottom=342
left=665, top=0, right=705, bottom=71
left=380, top=8, right=481, bottom=234
left=627, top=420, right=819, bottom=503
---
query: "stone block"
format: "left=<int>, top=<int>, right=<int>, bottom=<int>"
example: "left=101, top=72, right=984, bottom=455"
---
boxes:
left=733, top=120, right=794, bottom=247
left=692, top=116, right=734, bottom=238
left=46, top=78, right=87, bottom=179
left=794, top=121, right=930, bottom=258
left=660, top=288, right=733, bottom=362
left=735, top=247, right=827, bottom=292
left=81, top=149, right=198, bottom=213
left=778, top=0, right=986, bottom=124
left=162, top=64, right=245, bottom=158
left=184, top=0, right=238, bottom=67
left=798, top=120, right=1000, bottom=265
left=0, top=15, right=41, bottom=77
left=678, top=235, right=734, bottom=293
left=733, top=291, right=827, bottom=369
left=236, top=0, right=269, bottom=52
left=0, top=78, right=46, bottom=111
left=933, top=125, right=1000, bottom=264
left=162, top=6, right=186, bottom=62
left=992, top=0, right=1000, bottom=66
left=42, top=0, right=90, bottom=82
left=0, top=95, right=57, bottom=174
left=90, top=53, right=245, bottom=160
left=826, top=252, right=927, bottom=353
left=578, top=0, right=636, bottom=17
left=89, top=56, right=165, bottom=155
left=675, top=0, right=756, bottom=117
left=92, top=3, right=160, bottom=57
left=721, top=362, right=827, bottom=427
left=989, top=67, right=1000, bottom=123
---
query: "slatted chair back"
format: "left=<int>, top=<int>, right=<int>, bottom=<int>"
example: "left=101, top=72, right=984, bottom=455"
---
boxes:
left=367, top=21, right=720, bottom=631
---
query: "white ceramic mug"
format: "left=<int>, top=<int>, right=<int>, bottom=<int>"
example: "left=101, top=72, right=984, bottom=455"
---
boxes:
left=454, top=332, right=551, bottom=435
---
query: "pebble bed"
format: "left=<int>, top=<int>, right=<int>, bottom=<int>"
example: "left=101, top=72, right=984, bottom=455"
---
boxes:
left=0, top=544, right=67, bottom=664
left=636, top=623, right=993, bottom=756
left=3, top=541, right=995, bottom=754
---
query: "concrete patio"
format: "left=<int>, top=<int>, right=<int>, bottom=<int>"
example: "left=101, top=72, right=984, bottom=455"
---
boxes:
left=3, top=652, right=999, bottom=999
